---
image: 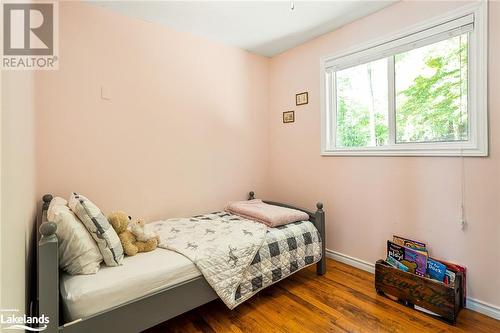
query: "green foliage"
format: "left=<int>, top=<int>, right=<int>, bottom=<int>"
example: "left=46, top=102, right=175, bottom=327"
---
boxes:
left=336, top=97, right=369, bottom=147
left=336, top=76, right=388, bottom=147
left=335, top=34, right=468, bottom=148
left=396, top=36, right=468, bottom=143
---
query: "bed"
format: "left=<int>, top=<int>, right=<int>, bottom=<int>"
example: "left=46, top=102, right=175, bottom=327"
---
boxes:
left=37, top=191, right=326, bottom=333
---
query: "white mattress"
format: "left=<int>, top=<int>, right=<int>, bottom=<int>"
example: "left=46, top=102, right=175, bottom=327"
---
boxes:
left=60, top=248, right=201, bottom=321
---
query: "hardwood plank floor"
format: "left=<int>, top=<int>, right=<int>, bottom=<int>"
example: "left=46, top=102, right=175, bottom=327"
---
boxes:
left=144, top=259, right=500, bottom=333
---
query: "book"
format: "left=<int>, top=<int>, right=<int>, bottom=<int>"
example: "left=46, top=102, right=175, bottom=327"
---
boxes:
left=387, top=240, right=405, bottom=262
left=393, top=235, right=428, bottom=253
left=387, top=240, right=427, bottom=276
left=444, top=270, right=456, bottom=285
left=427, top=258, right=447, bottom=282
left=386, top=256, right=409, bottom=272
left=436, top=259, right=467, bottom=305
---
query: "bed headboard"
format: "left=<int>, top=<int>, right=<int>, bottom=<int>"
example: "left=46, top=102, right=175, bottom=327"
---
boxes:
left=248, top=191, right=326, bottom=275
left=38, top=194, right=59, bottom=332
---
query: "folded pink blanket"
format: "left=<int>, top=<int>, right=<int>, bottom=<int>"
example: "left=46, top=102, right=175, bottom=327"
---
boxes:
left=225, top=199, right=309, bottom=227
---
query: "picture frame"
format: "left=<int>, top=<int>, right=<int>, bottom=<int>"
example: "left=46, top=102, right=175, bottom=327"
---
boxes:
left=283, top=111, right=295, bottom=123
left=296, top=92, right=308, bottom=106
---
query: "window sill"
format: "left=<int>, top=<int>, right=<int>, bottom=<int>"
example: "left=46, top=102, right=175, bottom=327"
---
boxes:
left=321, top=146, right=488, bottom=157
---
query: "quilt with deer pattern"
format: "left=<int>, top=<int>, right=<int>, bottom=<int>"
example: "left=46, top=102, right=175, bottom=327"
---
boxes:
left=149, top=211, right=322, bottom=309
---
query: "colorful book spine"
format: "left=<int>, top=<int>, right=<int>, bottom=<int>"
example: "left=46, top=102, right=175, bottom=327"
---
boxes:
left=444, top=270, right=456, bottom=285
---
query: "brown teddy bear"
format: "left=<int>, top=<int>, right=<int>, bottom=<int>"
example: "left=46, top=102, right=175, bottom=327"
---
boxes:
left=108, top=211, right=157, bottom=256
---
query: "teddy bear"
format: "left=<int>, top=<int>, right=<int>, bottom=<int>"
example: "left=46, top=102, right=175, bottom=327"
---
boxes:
left=108, top=211, right=158, bottom=256
left=130, top=218, right=160, bottom=243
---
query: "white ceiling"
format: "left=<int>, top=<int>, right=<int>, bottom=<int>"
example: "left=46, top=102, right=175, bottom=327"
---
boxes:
left=91, top=1, right=397, bottom=57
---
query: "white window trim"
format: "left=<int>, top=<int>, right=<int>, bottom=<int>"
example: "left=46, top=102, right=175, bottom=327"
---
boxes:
left=320, top=1, right=488, bottom=157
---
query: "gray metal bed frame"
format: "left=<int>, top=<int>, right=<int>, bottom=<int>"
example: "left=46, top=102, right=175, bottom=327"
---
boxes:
left=37, top=191, right=326, bottom=333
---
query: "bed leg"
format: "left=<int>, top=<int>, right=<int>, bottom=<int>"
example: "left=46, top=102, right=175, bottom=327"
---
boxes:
left=315, top=202, right=326, bottom=276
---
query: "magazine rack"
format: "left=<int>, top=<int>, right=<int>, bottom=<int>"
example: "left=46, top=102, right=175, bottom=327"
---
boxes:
left=375, top=260, right=464, bottom=323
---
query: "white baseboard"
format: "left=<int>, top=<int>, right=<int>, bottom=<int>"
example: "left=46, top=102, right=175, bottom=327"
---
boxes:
left=325, top=249, right=500, bottom=321
left=466, top=298, right=500, bottom=320
left=326, top=249, right=375, bottom=274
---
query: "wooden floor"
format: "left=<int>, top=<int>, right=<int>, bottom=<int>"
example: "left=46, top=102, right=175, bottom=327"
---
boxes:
left=145, top=259, right=500, bottom=333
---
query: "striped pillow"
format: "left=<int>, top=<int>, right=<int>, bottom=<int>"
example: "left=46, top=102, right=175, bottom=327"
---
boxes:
left=68, top=193, right=123, bottom=266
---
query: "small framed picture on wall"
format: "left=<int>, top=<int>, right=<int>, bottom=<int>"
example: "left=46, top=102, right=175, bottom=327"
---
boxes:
left=296, top=92, right=308, bottom=106
left=283, top=111, right=295, bottom=123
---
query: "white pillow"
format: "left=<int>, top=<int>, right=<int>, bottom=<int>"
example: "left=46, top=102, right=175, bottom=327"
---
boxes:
left=68, top=193, right=124, bottom=266
left=47, top=197, right=103, bottom=275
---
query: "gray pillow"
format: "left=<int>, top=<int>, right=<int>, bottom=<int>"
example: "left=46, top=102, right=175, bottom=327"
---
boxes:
left=68, top=193, right=123, bottom=266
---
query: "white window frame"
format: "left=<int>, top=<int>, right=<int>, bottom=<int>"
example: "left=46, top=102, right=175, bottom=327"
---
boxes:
left=320, top=2, right=488, bottom=156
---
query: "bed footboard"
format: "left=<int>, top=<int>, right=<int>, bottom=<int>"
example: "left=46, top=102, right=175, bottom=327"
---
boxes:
left=248, top=191, right=326, bottom=275
left=314, top=202, right=326, bottom=275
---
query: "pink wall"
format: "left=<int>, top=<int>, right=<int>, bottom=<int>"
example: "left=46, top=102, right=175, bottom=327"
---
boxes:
left=35, top=2, right=270, bottom=221
left=268, top=1, right=500, bottom=307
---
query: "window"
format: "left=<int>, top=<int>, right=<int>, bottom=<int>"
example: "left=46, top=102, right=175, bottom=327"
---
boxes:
left=321, top=3, right=487, bottom=156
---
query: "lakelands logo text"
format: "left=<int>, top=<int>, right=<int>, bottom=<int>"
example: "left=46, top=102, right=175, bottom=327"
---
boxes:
left=1, top=1, right=58, bottom=70
left=1, top=309, right=49, bottom=331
